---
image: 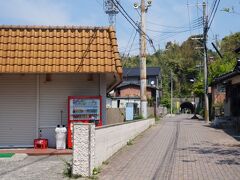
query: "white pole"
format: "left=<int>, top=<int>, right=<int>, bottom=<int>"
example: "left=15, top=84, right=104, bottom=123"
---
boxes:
left=203, top=1, right=209, bottom=123
left=140, top=0, right=147, bottom=119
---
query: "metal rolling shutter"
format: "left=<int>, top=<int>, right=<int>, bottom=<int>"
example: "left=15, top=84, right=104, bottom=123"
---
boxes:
left=0, top=74, right=36, bottom=147
left=39, top=74, right=99, bottom=147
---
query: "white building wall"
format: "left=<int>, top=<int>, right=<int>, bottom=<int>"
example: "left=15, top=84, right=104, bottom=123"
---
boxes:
left=39, top=73, right=105, bottom=147
left=0, top=73, right=107, bottom=148
left=0, top=74, right=36, bottom=147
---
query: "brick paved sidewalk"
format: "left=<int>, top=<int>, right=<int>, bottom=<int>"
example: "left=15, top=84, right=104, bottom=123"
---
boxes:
left=99, top=114, right=240, bottom=180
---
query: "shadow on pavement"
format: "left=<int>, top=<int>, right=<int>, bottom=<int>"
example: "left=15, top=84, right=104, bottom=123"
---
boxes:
left=223, top=128, right=240, bottom=141
left=179, top=144, right=240, bottom=165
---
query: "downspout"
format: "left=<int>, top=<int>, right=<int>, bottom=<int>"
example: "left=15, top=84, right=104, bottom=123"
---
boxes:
left=36, top=74, right=40, bottom=138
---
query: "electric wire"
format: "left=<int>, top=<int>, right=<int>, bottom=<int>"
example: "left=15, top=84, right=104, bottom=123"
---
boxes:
left=95, top=0, right=102, bottom=6
left=207, top=0, right=220, bottom=32
left=122, top=28, right=136, bottom=58
left=126, top=30, right=138, bottom=57
left=151, top=25, right=202, bottom=41
left=147, top=21, right=190, bottom=29
left=196, top=0, right=201, bottom=34
left=147, top=17, right=202, bottom=34
left=122, top=30, right=138, bottom=66
left=110, top=0, right=156, bottom=52
left=187, top=0, right=192, bottom=35
left=208, top=0, right=218, bottom=23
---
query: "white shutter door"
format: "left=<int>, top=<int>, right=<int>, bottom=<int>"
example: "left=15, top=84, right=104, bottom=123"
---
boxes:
left=0, top=74, right=36, bottom=147
left=39, top=74, right=99, bottom=147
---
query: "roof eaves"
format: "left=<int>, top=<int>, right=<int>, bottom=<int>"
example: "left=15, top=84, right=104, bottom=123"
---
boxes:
left=213, top=70, right=239, bottom=84
left=0, top=25, right=110, bottom=31
left=234, top=46, right=240, bottom=54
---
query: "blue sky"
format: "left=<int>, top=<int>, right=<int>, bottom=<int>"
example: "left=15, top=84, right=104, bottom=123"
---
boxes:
left=0, top=0, right=239, bottom=55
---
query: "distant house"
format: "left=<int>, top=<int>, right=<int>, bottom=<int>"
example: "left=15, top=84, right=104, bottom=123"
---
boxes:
left=212, top=46, right=240, bottom=129
left=109, top=67, right=161, bottom=110
left=0, top=25, right=122, bottom=148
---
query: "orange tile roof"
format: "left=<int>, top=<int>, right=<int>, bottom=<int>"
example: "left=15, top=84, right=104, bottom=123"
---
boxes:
left=0, top=25, right=122, bottom=74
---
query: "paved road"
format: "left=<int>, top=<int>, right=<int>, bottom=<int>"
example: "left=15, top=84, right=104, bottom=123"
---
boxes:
left=0, top=155, right=71, bottom=180
left=99, top=114, right=240, bottom=180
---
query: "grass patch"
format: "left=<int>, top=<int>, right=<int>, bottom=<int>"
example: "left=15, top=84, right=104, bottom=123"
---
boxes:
left=134, top=115, right=143, bottom=120
left=89, top=167, right=101, bottom=179
left=127, top=139, right=133, bottom=146
left=155, top=116, right=161, bottom=122
left=102, top=161, right=109, bottom=165
left=62, top=160, right=82, bottom=179
left=0, top=153, right=14, bottom=158
left=93, top=167, right=101, bottom=175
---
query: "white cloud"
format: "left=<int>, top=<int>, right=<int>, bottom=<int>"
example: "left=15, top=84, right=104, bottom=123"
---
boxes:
left=0, top=0, right=72, bottom=25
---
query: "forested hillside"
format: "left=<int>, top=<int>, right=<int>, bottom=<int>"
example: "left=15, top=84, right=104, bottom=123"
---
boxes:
left=122, top=32, right=240, bottom=108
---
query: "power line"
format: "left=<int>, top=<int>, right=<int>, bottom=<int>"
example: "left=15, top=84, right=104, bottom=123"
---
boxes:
left=122, top=28, right=136, bottom=58
left=147, top=21, right=189, bottom=29
left=151, top=25, right=202, bottom=42
left=196, top=0, right=201, bottom=34
left=95, top=0, right=102, bottom=7
left=112, top=0, right=140, bottom=30
left=187, top=0, right=192, bottom=35
left=110, top=0, right=156, bottom=52
left=126, top=30, right=138, bottom=57
left=149, top=25, right=202, bottom=38
left=147, top=23, right=202, bottom=34
left=147, top=17, right=203, bottom=33
left=208, top=0, right=218, bottom=22
left=207, top=0, right=221, bottom=32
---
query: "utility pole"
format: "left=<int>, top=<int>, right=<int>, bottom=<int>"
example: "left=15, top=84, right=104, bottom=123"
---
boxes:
left=140, top=0, right=147, bottom=119
left=170, top=70, right=173, bottom=115
left=203, top=1, right=209, bottom=123
left=134, top=0, right=152, bottom=119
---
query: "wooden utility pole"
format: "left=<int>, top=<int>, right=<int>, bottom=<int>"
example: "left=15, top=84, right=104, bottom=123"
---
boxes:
left=170, top=70, right=173, bottom=115
left=140, top=0, right=147, bottom=119
left=203, top=1, right=209, bottom=123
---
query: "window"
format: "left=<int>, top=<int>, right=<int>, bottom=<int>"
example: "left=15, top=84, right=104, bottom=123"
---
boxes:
left=217, top=84, right=225, bottom=92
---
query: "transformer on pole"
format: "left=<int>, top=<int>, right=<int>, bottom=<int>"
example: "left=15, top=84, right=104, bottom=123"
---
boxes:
left=104, top=0, right=120, bottom=26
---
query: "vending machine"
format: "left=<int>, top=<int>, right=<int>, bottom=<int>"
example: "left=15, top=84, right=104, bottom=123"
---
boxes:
left=67, top=96, right=102, bottom=148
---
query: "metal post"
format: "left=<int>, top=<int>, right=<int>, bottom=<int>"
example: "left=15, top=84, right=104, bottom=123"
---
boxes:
left=140, top=0, right=147, bottom=119
left=203, top=1, right=209, bottom=123
left=155, top=76, right=158, bottom=117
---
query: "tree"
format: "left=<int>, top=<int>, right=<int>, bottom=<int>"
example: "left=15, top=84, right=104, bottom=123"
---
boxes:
left=122, top=32, right=240, bottom=110
left=208, top=32, right=240, bottom=83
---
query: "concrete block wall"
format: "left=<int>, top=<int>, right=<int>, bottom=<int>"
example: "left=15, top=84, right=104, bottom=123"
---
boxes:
left=72, top=123, right=95, bottom=177
left=95, top=118, right=155, bottom=167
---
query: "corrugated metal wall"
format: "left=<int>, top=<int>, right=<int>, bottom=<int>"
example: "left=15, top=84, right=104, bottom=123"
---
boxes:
left=0, top=74, right=36, bottom=147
